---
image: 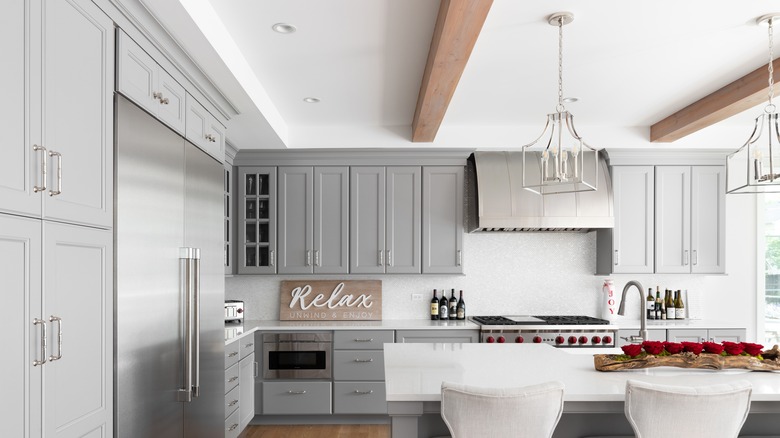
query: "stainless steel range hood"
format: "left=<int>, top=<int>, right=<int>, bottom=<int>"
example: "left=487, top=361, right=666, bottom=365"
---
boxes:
left=466, top=151, right=613, bottom=232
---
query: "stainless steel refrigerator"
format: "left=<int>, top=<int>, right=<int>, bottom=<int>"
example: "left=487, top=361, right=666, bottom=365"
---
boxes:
left=115, top=95, right=224, bottom=437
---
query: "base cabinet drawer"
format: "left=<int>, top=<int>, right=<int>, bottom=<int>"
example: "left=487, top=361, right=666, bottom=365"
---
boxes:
left=262, top=381, right=332, bottom=415
left=333, top=350, right=384, bottom=381
left=334, top=330, right=394, bottom=350
left=225, top=362, right=239, bottom=394
left=225, top=385, right=240, bottom=419
left=225, top=408, right=240, bottom=438
left=225, top=343, right=241, bottom=368
left=333, top=382, right=387, bottom=414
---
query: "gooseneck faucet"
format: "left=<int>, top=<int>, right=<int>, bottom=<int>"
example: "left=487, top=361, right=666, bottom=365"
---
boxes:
left=617, top=280, right=648, bottom=343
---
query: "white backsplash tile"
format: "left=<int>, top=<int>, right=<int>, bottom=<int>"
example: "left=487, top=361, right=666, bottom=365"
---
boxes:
left=226, top=232, right=710, bottom=321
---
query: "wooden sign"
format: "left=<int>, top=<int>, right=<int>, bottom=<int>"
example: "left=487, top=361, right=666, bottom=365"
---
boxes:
left=279, top=280, right=382, bottom=321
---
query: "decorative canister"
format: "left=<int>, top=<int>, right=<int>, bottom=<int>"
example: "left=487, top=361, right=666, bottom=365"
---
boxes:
left=601, top=279, right=617, bottom=321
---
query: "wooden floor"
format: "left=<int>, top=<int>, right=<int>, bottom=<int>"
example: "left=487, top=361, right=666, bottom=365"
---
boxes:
left=240, top=424, right=390, bottom=438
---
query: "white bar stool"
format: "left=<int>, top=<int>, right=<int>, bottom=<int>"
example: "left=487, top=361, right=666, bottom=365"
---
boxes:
left=624, top=379, right=752, bottom=438
left=440, top=380, right=564, bottom=438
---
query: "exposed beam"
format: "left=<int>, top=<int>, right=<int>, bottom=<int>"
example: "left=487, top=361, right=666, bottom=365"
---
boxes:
left=411, top=0, right=493, bottom=143
left=651, top=58, right=780, bottom=143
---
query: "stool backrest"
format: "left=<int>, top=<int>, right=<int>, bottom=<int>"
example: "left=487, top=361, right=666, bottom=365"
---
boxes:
left=440, top=380, right=564, bottom=438
left=624, top=379, right=752, bottom=438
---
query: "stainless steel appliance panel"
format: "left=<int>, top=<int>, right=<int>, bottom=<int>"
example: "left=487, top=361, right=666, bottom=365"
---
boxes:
left=116, top=95, right=224, bottom=438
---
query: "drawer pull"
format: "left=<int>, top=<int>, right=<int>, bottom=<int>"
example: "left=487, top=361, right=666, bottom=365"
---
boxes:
left=287, top=390, right=307, bottom=395
left=354, top=390, right=374, bottom=395
left=353, top=338, right=374, bottom=343
left=228, top=352, right=239, bottom=357
left=228, top=423, right=238, bottom=432
left=354, top=358, right=374, bottom=363
left=228, top=399, right=238, bottom=407
left=228, top=376, right=238, bottom=382
left=245, top=343, right=254, bottom=348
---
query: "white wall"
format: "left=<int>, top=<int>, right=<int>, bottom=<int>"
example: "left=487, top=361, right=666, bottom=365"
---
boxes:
left=226, top=193, right=758, bottom=337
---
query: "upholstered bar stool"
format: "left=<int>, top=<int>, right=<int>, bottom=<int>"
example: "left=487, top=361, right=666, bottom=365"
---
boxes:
left=624, top=379, right=752, bottom=438
left=440, top=380, right=564, bottom=438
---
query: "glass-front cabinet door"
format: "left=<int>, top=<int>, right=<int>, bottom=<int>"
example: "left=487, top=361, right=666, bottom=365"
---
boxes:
left=238, top=167, right=276, bottom=274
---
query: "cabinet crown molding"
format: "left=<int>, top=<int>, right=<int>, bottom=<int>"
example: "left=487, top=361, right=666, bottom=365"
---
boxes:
left=605, top=149, right=728, bottom=166
left=234, top=148, right=472, bottom=166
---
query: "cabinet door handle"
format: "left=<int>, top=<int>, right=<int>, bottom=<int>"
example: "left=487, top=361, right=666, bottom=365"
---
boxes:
left=354, top=358, right=374, bottom=363
left=228, top=399, right=238, bottom=407
left=353, top=390, right=374, bottom=395
left=456, top=250, right=462, bottom=266
left=353, top=338, right=374, bottom=343
left=228, top=376, right=238, bottom=383
left=387, top=250, right=392, bottom=267
left=228, top=424, right=239, bottom=432
left=378, top=250, right=383, bottom=266
left=287, top=390, right=307, bottom=395
left=33, top=318, right=47, bottom=366
left=153, top=91, right=162, bottom=100
left=314, top=250, right=320, bottom=267
left=693, top=250, right=698, bottom=265
left=48, top=151, right=62, bottom=196
left=306, top=250, right=312, bottom=266
left=270, top=250, right=275, bottom=267
left=245, top=343, right=254, bottom=348
left=33, top=145, right=47, bottom=193
left=254, top=361, right=259, bottom=378
left=48, top=315, right=62, bottom=361
left=160, top=97, right=169, bottom=105
left=228, top=351, right=239, bottom=357
left=614, top=250, right=619, bottom=265
left=684, top=250, right=689, bottom=266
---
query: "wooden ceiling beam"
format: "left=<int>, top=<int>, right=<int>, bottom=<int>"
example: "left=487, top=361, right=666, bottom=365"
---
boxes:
left=411, top=0, right=493, bottom=143
left=651, top=58, right=780, bottom=143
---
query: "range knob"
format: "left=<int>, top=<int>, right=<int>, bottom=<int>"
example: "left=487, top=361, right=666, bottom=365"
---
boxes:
left=497, top=336, right=506, bottom=343
left=555, top=336, right=565, bottom=345
left=532, top=336, right=542, bottom=344
left=568, top=336, right=577, bottom=344
left=486, top=336, right=495, bottom=343
left=602, top=335, right=613, bottom=345
left=515, top=336, right=524, bottom=343
left=578, top=336, right=588, bottom=344
left=591, top=336, right=601, bottom=344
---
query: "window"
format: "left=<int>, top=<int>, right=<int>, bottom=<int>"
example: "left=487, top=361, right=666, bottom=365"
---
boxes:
left=763, top=193, right=780, bottom=344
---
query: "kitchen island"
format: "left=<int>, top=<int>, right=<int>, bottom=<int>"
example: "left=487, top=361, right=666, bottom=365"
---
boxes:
left=384, top=343, right=780, bottom=438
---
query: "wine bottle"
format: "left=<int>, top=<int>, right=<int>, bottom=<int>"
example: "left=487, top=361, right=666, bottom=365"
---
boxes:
left=439, top=288, right=449, bottom=320
left=665, top=289, right=675, bottom=320
left=660, top=290, right=667, bottom=320
left=456, top=290, right=466, bottom=320
left=646, top=287, right=655, bottom=320
left=655, top=291, right=662, bottom=320
left=675, top=290, right=685, bottom=320
left=448, top=289, right=457, bottom=320
left=430, top=290, right=439, bottom=320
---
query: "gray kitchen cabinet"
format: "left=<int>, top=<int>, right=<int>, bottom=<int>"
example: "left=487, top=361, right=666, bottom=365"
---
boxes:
left=395, top=329, right=479, bottom=344
left=422, top=166, right=464, bottom=274
left=117, top=30, right=186, bottom=135
left=610, top=166, right=655, bottom=273
left=332, top=330, right=390, bottom=415
left=262, top=381, right=332, bottom=415
left=350, top=166, right=421, bottom=273
left=1, top=214, right=113, bottom=438
left=0, top=0, right=113, bottom=229
left=225, top=164, right=234, bottom=274
left=186, top=92, right=226, bottom=162
left=224, top=335, right=255, bottom=437
left=667, top=328, right=745, bottom=343
left=278, top=167, right=349, bottom=274
left=239, top=352, right=256, bottom=431
left=238, top=167, right=277, bottom=274
left=333, top=382, right=388, bottom=415
left=656, top=166, right=725, bottom=274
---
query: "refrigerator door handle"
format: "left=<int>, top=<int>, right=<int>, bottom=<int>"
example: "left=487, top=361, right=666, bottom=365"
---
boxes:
left=192, top=248, right=201, bottom=398
left=178, top=248, right=194, bottom=402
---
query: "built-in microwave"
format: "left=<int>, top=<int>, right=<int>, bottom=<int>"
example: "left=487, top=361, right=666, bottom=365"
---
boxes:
left=262, top=332, right=332, bottom=379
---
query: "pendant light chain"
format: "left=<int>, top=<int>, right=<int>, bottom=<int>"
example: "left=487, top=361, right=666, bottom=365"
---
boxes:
left=557, top=17, right=564, bottom=112
left=769, top=17, right=775, bottom=110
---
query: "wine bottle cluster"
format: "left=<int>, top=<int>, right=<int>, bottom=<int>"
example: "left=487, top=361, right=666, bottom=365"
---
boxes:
left=430, top=288, right=466, bottom=321
left=646, top=285, right=686, bottom=320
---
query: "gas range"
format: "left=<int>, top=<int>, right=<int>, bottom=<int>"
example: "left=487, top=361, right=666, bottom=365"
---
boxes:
left=470, top=315, right=617, bottom=349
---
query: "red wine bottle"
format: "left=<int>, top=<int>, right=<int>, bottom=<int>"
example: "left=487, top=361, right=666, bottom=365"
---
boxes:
left=430, top=290, right=439, bottom=320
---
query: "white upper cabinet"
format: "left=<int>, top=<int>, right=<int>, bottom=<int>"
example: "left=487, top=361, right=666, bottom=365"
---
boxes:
left=690, top=166, right=726, bottom=274
left=655, top=166, right=691, bottom=274
left=118, top=30, right=186, bottom=135
left=0, top=0, right=113, bottom=229
left=611, top=166, right=655, bottom=273
left=186, top=93, right=225, bottom=161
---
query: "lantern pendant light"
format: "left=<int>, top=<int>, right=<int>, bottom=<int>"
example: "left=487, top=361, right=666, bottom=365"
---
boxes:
left=522, top=12, right=599, bottom=195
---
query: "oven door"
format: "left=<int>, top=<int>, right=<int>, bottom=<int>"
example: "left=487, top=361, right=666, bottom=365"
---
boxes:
left=262, top=333, right=332, bottom=379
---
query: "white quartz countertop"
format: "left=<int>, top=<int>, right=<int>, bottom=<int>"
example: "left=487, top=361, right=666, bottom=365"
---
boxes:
left=383, top=343, right=780, bottom=403
left=224, top=318, right=479, bottom=344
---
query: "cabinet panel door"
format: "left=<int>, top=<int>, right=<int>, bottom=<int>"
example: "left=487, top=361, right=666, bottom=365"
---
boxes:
left=185, top=93, right=209, bottom=152
left=278, top=167, right=313, bottom=274
left=42, top=0, right=113, bottom=228
left=655, top=166, right=691, bottom=273
left=314, top=167, right=349, bottom=274
left=0, top=215, right=42, bottom=438
left=612, top=166, right=654, bottom=273
left=386, top=167, right=421, bottom=274
left=708, top=329, right=745, bottom=343
left=239, top=353, right=255, bottom=431
left=350, top=167, right=385, bottom=273
left=0, top=0, right=41, bottom=219
left=117, top=30, right=157, bottom=115
left=157, top=68, right=186, bottom=135
left=422, top=166, right=463, bottom=274
left=237, top=167, right=277, bottom=274
left=667, top=329, right=707, bottom=343
left=691, top=166, right=726, bottom=274
left=43, top=222, right=112, bottom=438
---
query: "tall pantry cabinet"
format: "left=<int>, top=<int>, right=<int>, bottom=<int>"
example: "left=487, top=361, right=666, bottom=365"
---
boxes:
left=0, top=0, right=114, bottom=436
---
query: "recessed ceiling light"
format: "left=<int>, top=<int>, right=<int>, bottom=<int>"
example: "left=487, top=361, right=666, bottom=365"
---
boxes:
left=271, top=23, right=297, bottom=34
left=562, top=97, right=579, bottom=103
left=303, top=97, right=320, bottom=103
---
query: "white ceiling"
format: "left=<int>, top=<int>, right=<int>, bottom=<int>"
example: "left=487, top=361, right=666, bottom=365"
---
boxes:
left=143, top=0, right=780, bottom=151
